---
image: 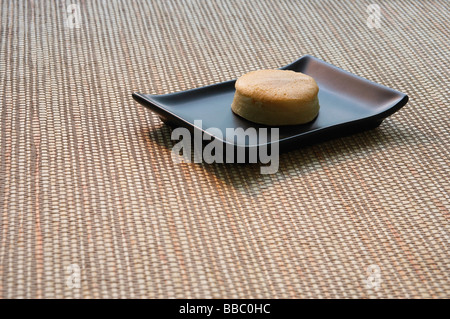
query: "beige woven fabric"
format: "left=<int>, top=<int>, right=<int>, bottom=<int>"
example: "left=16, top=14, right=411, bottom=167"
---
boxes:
left=0, top=0, right=449, bottom=299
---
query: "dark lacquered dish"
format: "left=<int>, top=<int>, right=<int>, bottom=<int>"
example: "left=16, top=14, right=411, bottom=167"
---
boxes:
left=133, top=55, right=408, bottom=152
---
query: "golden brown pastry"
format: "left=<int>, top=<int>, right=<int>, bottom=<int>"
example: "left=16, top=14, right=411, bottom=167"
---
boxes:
left=231, top=69, right=320, bottom=125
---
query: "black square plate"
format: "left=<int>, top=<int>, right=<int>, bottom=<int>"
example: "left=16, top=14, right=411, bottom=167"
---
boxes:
left=132, top=55, right=408, bottom=152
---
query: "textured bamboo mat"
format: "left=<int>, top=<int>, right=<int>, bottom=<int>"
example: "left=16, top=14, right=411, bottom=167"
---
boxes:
left=0, top=0, right=449, bottom=299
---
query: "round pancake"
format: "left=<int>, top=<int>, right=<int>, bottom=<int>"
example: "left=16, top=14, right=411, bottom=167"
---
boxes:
left=231, top=69, right=320, bottom=125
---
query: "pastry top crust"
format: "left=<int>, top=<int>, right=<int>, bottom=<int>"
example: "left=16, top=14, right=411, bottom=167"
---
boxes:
left=235, top=69, right=319, bottom=103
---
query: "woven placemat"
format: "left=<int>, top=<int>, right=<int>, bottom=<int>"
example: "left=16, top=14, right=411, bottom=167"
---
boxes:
left=0, top=0, right=448, bottom=298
